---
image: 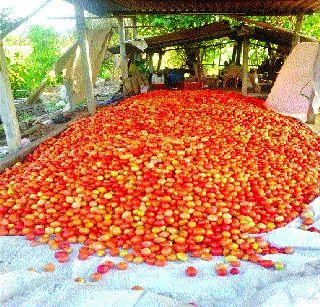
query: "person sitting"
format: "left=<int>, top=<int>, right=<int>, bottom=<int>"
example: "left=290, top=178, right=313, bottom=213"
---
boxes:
left=223, top=63, right=242, bottom=88
left=248, top=69, right=261, bottom=93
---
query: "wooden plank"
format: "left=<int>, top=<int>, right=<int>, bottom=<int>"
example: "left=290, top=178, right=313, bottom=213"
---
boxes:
left=230, top=15, right=314, bottom=43
left=0, top=40, right=21, bottom=153
left=117, top=16, right=129, bottom=79
left=75, top=2, right=96, bottom=115
left=242, top=36, right=249, bottom=96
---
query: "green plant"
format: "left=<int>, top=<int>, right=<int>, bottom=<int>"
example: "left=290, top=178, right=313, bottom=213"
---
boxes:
left=23, top=25, right=62, bottom=92
left=99, top=58, right=114, bottom=80
left=6, top=52, right=29, bottom=98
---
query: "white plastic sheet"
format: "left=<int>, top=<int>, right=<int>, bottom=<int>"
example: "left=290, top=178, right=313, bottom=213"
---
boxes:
left=266, top=42, right=320, bottom=122
left=0, top=197, right=320, bottom=307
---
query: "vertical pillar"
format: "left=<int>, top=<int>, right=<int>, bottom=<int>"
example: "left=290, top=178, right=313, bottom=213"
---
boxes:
left=75, top=3, right=96, bottom=115
left=65, top=79, right=75, bottom=111
left=0, top=40, right=21, bottom=153
left=117, top=16, right=128, bottom=79
left=132, top=17, right=138, bottom=40
left=236, top=38, right=243, bottom=65
left=124, top=18, right=130, bottom=41
left=232, top=41, right=237, bottom=63
left=242, top=36, right=249, bottom=96
left=157, top=51, right=163, bottom=74
left=292, top=14, right=304, bottom=49
left=218, top=46, right=222, bottom=73
left=147, top=53, right=154, bottom=72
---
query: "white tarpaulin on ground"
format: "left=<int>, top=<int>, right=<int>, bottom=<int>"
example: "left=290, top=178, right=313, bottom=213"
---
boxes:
left=267, top=42, right=320, bottom=123
left=0, top=197, right=320, bottom=307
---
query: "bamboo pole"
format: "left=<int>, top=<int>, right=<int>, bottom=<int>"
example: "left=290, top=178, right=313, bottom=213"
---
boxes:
left=117, top=17, right=128, bottom=79
left=242, top=37, right=249, bottom=96
left=75, top=2, right=96, bottom=115
left=0, top=40, right=21, bottom=153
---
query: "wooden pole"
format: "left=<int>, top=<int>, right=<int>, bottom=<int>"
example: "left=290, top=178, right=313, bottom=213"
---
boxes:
left=292, top=14, right=304, bottom=49
left=218, top=46, right=222, bottom=73
left=157, top=51, right=163, bottom=74
left=124, top=18, right=130, bottom=41
left=132, top=17, right=138, bottom=40
left=232, top=41, right=237, bottom=63
left=242, top=36, right=249, bottom=96
left=147, top=53, right=154, bottom=72
left=0, top=40, right=21, bottom=153
left=75, top=2, right=96, bottom=115
left=117, top=17, right=128, bottom=79
left=236, top=38, right=243, bottom=65
left=65, top=79, right=75, bottom=111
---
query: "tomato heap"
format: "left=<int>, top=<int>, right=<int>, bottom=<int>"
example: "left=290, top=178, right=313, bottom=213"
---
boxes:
left=0, top=90, right=319, bottom=269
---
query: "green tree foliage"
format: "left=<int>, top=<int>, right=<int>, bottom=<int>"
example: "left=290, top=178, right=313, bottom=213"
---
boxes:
left=23, top=25, right=61, bottom=91
left=6, top=52, right=29, bottom=98
left=137, top=14, right=320, bottom=39
left=137, top=15, right=218, bottom=37
left=5, top=25, right=62, bottom=98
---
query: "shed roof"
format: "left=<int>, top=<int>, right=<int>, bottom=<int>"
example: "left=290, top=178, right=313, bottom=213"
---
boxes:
left=108, top=19, right=316, bottom=54
left=67, top=0, right=320, bottom=16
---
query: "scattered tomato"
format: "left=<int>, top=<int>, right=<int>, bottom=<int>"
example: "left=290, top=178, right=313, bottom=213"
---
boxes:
left=186, top=266, right=198, bottom=277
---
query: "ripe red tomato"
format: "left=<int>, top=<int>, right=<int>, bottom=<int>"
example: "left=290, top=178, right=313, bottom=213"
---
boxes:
left=0, top=90, right=318, bottom=272
left=186, top=266, right=198, bottom=277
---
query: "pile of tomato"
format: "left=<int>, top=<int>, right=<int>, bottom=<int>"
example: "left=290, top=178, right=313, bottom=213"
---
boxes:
left=0, top=90, right=319, bottom=272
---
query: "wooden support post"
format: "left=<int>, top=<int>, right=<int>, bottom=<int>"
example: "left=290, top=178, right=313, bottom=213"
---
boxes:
left=124, top=18, right=130, bottom=41
left=65, top=79, right=75, bottom=111
left=232, top=41, right=237, bottom=63
left=75, top=3, right=96, bottom=115
left=157, top=51, right=163, bottom=74
left=292, top=14, right=304, bottom=49
left=146, top=53, right=154, bottom=73
left=236, top=38, right=243, bottom=65
left=117, top=17, right=128, bottom=79
left=132, top=17, right=138, bottom=40
left=0, top=40, right=21, bottom=153
left=242, top=37, right=249, bottom=96
left=218, top=46, right=222, bottom=73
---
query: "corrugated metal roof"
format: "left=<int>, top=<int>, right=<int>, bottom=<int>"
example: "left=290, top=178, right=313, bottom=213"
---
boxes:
left=67, top=0, right=320, bottom=16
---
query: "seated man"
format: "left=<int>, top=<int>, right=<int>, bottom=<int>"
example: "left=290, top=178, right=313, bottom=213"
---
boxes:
left=223, top=64, right=242, bottom=88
